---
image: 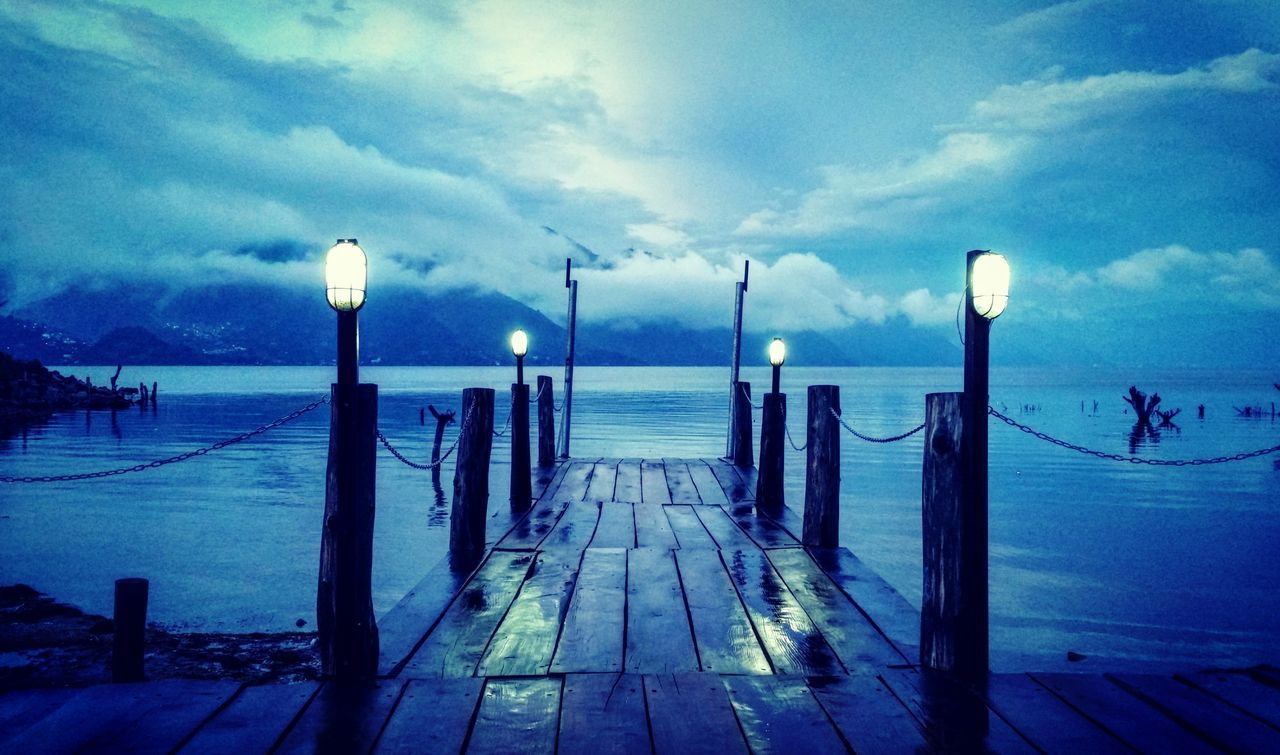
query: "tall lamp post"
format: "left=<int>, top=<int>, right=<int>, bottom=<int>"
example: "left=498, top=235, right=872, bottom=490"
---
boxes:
left=510, top=329, right=532, bottom=512
left=768, top=337, right=785, bottom=394
left=960, top=249, right=1010, bottom=680
left=757, top=337, right=787, bottom=513
left=319, top=238, right=379, bottom=679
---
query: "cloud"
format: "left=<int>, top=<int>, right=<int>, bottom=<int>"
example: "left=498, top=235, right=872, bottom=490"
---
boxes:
left=991, top=0, right=1112, bottom=39
left=1095, top=245, right=1280, bottom=307
left=898, top=288, right=962, bottom=327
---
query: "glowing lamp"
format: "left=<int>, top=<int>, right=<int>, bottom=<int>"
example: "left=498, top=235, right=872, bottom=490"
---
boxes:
left=511, top=329, right=528, bottom=385
left=768, top=337, right=786, bottom=394
left=970, top=252, right=1010, bottom=320
left=325, top=239, right=367, bottom=312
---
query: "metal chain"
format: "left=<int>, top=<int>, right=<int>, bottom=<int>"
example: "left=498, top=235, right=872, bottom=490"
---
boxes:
left=0, top=397, right=330, bottom=484
left=739, top=383, right=763, bottom=410
left=492, top=405, right=513, bottom=437
left=784, top=421, right=807, bottom=451
left=377, top=402, right=475, bottom=471
left=988, top=407, right=1280, bottom=466
left=529, top=383, right=547, bottom=403
left=830, top=407, right=925, bottom=443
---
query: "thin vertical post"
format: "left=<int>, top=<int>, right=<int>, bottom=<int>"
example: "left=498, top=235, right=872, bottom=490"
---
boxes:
left=319, top=381, right=379, bottom=679
left=336, top=310, right=358, bottom=386
left=559, top=260, right=577, bottom=459
left=112, top=577, right=148, bottom=682
left=732, top=381, right=754, bottom=468
left=510, top=383, right=532, bottom=512
left=756, top=393, right=785, bottom=513
left=726, top=261, right=749, bottom=459
left=803, top=385, right=840, bottom=547
left=537, top=375, right=555, bottom=467
left=451, top=388, right=495, bottom=556
left=960, top=249, right=991, bottom=679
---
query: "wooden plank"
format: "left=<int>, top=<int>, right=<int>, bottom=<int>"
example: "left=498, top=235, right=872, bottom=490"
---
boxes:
left=1178, top=670, right=1280, bottom=728
left=641, top=459, right=673, bottom=504
left=402, top=550, right=534, bottom=677
left=532, top=459, right=571, bottom=503
left=551, top=548, right=628, bottom=674
left=880, top=667, right=1035, bottom=754
left=663, top=459, right=702, bottom=504
left=584, top=458, right=620, bottom=501
left=808, top=674, right=931, bottom=755
left=558, top=674, right=650, bottom=754
left=759, top=502, right=806, bottom=542
left=495, top=498, right=571, bottom=551
left=181, top=682, right=319, bottom=754
left=277, top=680, right=405, bottom=754
left=708, top=459, right=753, bottom=502
left=694, top=505, right=757, bottom=551
left=552, top=459, right=599, bottom=502
left=590, top=502, right=636, bottom=548
left=732, top=463, right=759, bottom=498
left=687, top=459, right=731, bottom=505
left=645, top=673, right=749, bottom=755
left=1031, top=672, right=1217, bottom=754
left=809, top=547, right=921, bottom=663
left=0, top=688, right=78, bottom=742
left=539, top=500, right=601, bottom=553
left=722, top=547, right=843, bottom=675
left=377, top=552, right=475, bottom=675
left=726, top=502, right=801, bottom=549
left=723, top=674, right=847, bottom=754
left=625, top=547, right=699, bottom=674
left=674, top=549, right=771, bottom=674
left=766, top=548, right=907, bottom=669
left=983, top=674, right=1130, bottom=754
left=613, top=459, right=643, bottom=503
left=634, top=503, right=679, bottom=549
left=531, top=460, right=563, bottom=501
left=664, top=505, right=719, bottom=550
left=465, top=677, right=562, bottom=755
left=477, top=550, right=579, bottom=676
left=373, top=677, right=482, bottom=754
left=3, top=679, right=239, bottom=754
left=1109, top=673, right=1280, bottom=753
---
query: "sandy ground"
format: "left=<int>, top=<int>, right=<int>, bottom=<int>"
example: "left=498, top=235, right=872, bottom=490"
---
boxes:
left=0, top=585, right=319, bottom=692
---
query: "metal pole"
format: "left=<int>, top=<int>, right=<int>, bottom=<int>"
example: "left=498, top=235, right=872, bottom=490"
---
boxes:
left=960, top=249, right=991, bottom=681
left=559, top=270, right=577, bottom=459
left=337, top=310, right=358, bottom=386
left=726, top=261, right=749, bottom=458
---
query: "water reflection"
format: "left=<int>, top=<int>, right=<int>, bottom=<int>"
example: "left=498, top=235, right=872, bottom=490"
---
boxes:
left=429, top=476, right=448, bottom=527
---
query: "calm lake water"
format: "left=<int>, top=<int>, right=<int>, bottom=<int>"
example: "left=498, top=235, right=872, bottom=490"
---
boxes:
left=1, top=365, right=1277, bottom=673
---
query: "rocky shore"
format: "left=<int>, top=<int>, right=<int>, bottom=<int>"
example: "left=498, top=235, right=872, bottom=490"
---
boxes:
left=0, top=351, right=141, bottom=428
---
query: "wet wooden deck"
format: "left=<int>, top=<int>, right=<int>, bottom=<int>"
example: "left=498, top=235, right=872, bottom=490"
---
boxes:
left=4, top=458, right=1280, bottom=752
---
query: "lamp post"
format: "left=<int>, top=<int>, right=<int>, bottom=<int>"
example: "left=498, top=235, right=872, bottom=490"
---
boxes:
left=960, top=248, right=1010, bottom=680
left=768, top=337, right=786, bottom=395
left=510, top=329, right=532, bottom=512
left=318, top=238, right=378, bottom=679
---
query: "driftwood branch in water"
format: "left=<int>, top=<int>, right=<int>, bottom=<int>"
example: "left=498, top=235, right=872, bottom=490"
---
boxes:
left=1122, top=385, right=1161, bottom=426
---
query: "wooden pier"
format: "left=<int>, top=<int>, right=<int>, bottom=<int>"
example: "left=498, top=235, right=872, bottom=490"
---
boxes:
left=4, top=458, right=1280, bottom=752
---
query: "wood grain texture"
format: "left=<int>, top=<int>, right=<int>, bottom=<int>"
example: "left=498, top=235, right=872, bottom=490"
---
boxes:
left=675, top=549, right=771, bottom=674
left=558, top=674, right=650, bottom=754
left=625, top=548, right=698, bottom=674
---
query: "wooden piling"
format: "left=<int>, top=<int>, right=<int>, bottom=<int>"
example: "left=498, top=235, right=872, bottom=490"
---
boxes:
left=112, top=577, right=148, bottom=682
left=450, top=388, right=495, bottom=556
left=537, top=375, right=555, bottom=467
left=921, top=391, right=987, bottom=679
left=756, top=393, right=785, bottom=513
left=732, top=381, right=754, bottom=468
left=318, top=382, right=379, bottom=679
left=803, top=385, right=840, bottom=548
left=427, top=405, right=455, bottom=485
left=510, top=383, right=532, bottom=512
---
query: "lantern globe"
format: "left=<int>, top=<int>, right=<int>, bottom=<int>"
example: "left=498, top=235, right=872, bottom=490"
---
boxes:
left=970, top=252, right=1010, bottom=320
left=325, top=239, right=367, bottom=312
left=510, top=329, right=529, bottom=358
left=768, top=337, right=786, bottom=367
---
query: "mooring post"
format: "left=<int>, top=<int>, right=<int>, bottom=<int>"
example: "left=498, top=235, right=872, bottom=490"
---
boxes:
left=510, top=383, right=532, bottom=512
left=451, top=388, right=495, bottom=556
left=732, top=381, right=754, bottom=468
left=536, top=375, right=555, bottom=467
left=921, top=391, right=988, bottom=679
left=803, top=385, right=840, bottom=547
left=427, top=405, right=454, bottom=486
left=112, top=577, right=148, bottom=682
left=559, top=259, right=577, bottom=459
left=318, top=381, right=379, bottom=679
left=756, top=392, right=785, bottom=512
left=725, top=261, right=750, bottom=459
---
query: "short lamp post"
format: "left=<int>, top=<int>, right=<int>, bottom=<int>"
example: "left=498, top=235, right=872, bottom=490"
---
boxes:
left=757, top=337, right=787, bottom=514
left=319, top=238, right=379, bottom=679
left=510, top=329, right=532, bottom=512
left=960, top=248, right=1010, bottom=679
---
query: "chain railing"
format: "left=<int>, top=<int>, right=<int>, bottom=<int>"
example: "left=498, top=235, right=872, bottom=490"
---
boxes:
left=492, top=405, right=513, bottom=437
left=988, top=407, right=1280, bottom=466
left=784, top=421, right=807, bottom=451
left=739, top=383, right=763, bottom=410
left=0, top=396, right=330, bottom=484
left=831, top=407, right=926, bottom=444
left=378, top=402, right=475, bottom=471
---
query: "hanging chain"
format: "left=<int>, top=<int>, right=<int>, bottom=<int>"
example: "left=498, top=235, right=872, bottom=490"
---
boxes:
left=492, top=405, right=513, bottom=437
left=784, top=421, right=808, bottom=451
left=739, top=383, right=764, bottom=410
left=0, top=397, right=330, bottom=484
left=377, top=402, right=475, bottom=471
left=988, top=407, right=1280, bottom=466
left=830, top=407, right=925, bottom=443
left=529, top=382, right=547, bottom=403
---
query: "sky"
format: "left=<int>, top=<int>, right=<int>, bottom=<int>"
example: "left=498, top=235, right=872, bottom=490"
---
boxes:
left=1, top=0, right=1278, bottom=365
